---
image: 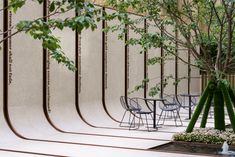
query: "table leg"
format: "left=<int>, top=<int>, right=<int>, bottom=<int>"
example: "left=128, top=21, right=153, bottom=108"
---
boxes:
left=153, top=100, right=156, bottom=128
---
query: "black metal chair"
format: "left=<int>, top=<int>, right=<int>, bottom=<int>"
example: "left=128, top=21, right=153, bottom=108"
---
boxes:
left=129, top=97, right=155, bottom=131
left=157, top=94, right=183, bottom=127
left=119, top=96, right=140, bottom=127
left=181, top=95, right=197, bottom=111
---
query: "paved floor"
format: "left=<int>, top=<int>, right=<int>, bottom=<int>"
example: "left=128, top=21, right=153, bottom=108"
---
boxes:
left=0, top=105, right=227, bottom=157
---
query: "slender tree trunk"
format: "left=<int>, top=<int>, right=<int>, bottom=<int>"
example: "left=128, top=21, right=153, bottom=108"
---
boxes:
left=186, top=81, right=213, bottom=133
left=220, top=81, right=235, bottom=132
left=200, top=93, right=213, bottom=128
left=228, top=85, right=235, bottom=108
left=213, top=87, right=225, bottom=131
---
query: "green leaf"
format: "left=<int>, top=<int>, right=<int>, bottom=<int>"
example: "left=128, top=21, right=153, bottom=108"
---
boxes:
left=9, top=0, right=26, bottom=13
left=60, top=8, right=65, bottom=12
left=36, top=0, right=44, bottom=4
left=49, top=1, right=55, bottom=12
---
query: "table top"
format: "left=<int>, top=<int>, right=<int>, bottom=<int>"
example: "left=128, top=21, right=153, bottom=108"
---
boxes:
left=180, top=93, right=200, bottom=97
left=142, top=98, right=166, bottom=101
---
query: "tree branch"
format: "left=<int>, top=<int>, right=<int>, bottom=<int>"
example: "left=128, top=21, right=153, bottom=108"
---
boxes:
left=0, top=7, right=73, bottom=44
left=210, top=0, right=222, bottom=26
left=223, top=1, right=234, bottom=72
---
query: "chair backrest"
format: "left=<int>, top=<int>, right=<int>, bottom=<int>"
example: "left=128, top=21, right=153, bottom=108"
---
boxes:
left=129, top=98, right=142, bottom=111
left=162, top=93, right=174, bottom=104
left=120, top=96, right=130, bottom=110
left=178, top=94, right=198, bottom=107
left=174, top=96, right=183, bottom=107
left=160, top=94, right=181, bottom=109
left=131, top=97, right=153, bottom=112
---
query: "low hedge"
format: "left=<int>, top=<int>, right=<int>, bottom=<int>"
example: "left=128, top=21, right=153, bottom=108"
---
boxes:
left=173, top=128, right=235, bottom=145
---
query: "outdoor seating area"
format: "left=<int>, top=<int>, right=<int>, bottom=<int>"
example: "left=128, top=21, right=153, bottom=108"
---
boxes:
left=1, top=0, right=235, bottom=157
left=120, top=94, right=199, bottom=132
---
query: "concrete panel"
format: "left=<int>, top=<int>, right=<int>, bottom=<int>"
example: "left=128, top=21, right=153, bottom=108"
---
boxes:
left=48, top=10, right=89, bottom=130
left=177, top=34, right=189, bottom=95
left=146, top=21, right=161, bottom=98
left=163, top=26, right=175, bottom=95
left=128, top=14, right=144, bottom=97
left=190, top=54, right=200, bottom=94
left=79, top=7, right=116, bottom=127
left=8, top=0, right=48, bottom=134
left=105, top=9, right=125, bottom=121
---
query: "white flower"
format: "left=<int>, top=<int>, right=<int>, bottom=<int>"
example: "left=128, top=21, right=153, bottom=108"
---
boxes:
left=173, top=128, right=235, bottom=145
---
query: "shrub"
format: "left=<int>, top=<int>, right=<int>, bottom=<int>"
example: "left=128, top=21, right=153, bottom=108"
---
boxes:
left=173, top=128, right=235, bottom=145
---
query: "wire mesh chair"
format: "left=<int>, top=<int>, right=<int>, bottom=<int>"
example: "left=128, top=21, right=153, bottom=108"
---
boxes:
left=129, top=97, right=155, bottom=131
left=178, top=94, right=200, bottom=120
left=180, top=95, right=197, bottom=111
left=119, top=96, right=140, bottom=127
left=157, top=94, right=183, bottom=127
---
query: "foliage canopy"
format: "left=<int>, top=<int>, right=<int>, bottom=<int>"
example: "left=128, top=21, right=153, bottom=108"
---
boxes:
left=1, top=0, right=99, bottom=71
left=105, top=0, right=235, bottom=80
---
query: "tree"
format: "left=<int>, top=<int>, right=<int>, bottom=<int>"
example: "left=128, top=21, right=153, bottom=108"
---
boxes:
left=1, top=0, right=99, bottom=71
left=105, top=0, right=235, bottom=132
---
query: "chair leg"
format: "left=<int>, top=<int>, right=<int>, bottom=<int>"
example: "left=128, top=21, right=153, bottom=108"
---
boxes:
left=133, top=114, right=136, bottom=127
left=172, top=111, right=177, bottom=126
left=119, top=110, right=127, bottom=127
left=173, top=110, right=183, bottom=127
left=177, top=110, right=183, bottom=126
left=162, top=111, right=167, bottom=125
left=139, top=114, right=144, bottom=126
left=157, top=110, right=163, bottom=125
left=150, top=113, right=154, bottom=120
left=137, top=114, right=142, bottom=129
left=128, top=111, right=132, bottom=124
left=144, top=114, right=150, bottom=131
left=129, top=114, right=136, bottom=130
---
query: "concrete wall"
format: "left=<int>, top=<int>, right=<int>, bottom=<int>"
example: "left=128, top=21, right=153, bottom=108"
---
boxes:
left=1, top=2, right=201, bottom=124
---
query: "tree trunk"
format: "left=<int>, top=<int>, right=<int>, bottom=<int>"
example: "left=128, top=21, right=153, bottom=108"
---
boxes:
left=186, top=79, right=235, bottom=133
left=200, top=92, right=213, bottom=128
left=186, top=81, right=213, bottom=133
left=220, top=82, right=235, bottom=132
left=213, top=87, right=225, bottom=131
left=228, top=85, right=235, bottom=108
